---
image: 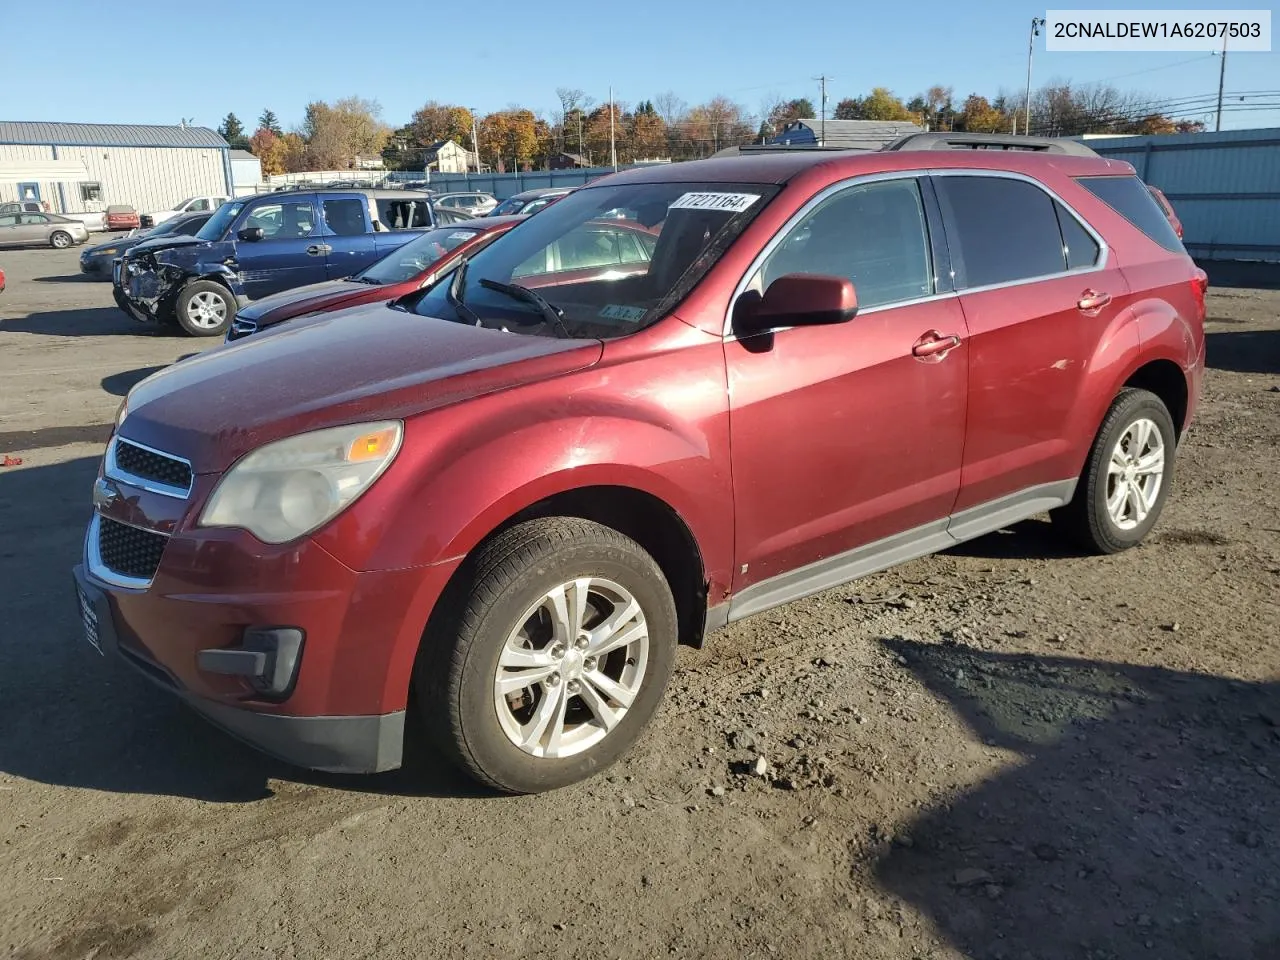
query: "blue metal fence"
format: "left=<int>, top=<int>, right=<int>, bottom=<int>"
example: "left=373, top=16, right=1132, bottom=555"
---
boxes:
left=410, top=167, right=622, bottom=198
left=1084, top=128, right=1280, bottom=262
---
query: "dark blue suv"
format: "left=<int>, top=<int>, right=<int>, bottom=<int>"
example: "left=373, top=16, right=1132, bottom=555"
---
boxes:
left=112, top=189, right=440, bottom=337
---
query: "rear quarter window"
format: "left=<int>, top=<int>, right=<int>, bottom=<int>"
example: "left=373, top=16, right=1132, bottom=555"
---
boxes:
left=1076, top=176, right=1185, bottom=254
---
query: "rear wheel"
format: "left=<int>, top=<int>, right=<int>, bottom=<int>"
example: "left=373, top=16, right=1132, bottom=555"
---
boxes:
left=49, top=231, right=73, bottom=249
left=416, top=518, right=678, bottom=794
left=174, top=280, right=234, bottom=337
left=1051, top=388, right=1176, bottom=554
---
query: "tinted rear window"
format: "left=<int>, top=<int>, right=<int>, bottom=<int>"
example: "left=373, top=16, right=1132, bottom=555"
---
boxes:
left=935, top=176, right=1067, bottom=289
left=1077, top=176, right=1184, bottom=253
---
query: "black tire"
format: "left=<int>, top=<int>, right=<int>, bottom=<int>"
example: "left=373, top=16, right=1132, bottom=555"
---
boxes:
left=49, top=231, right=73, bottom=249
left=174, top=280, right=235, bottom=337
left=416, top=517, right=678, bottom=794
left=1051, top=388, right=1177, bottom=554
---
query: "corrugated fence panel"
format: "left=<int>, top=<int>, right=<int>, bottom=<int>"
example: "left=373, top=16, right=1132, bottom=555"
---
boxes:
left=1088, top=128, right=1280, bottom=261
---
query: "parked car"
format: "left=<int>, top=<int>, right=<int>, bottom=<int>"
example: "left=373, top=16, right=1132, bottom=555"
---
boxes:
left=0, top=200, right=45, bottom=215
left=1146, top=185, right=1183, bottom=239
left=140, top=196, right=229, bottom=229
left=432, top=191, right=498, bottom=217
left=104, top=205, right=141, bottom=232
left=0, top=264, right=5, bottom=293
left=227, top=215, right=526, bottom=341
left=79, top=211, right=213, bottom=279
left=0, top=212, right=88, bottom=249
left=113, top=189, right=437, bottom=337
left=74, top=135, right=1205, bottom=794
left=488, top=187, right=574, bottom=217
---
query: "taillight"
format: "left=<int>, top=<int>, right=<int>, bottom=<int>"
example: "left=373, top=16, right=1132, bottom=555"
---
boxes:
left=1190, top=269, right=1208, bottom=316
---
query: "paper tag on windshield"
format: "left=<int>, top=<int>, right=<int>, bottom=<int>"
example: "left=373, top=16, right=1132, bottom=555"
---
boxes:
left=600, top=304, right=647, bottom=322
left=447, top=231, right=475, bottom=240
left=669, top=191, right=759, bottom=214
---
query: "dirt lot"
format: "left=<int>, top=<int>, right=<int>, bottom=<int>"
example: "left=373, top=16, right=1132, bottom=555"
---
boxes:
left=1, top=245, right=1278, bottom=960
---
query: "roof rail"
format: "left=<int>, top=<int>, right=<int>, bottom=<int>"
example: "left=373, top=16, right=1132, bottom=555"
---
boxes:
left=880, top=132, right=1099, bottom=157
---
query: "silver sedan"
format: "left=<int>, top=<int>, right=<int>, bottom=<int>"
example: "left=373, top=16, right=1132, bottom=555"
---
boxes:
left=0, top=212, right=89, bottom=249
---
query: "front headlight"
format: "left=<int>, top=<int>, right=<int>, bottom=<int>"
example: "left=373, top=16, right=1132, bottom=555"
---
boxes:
left=98, top=247, right=120, bottom=256
left=114, top=395, right=129, bottom=429
left=199, top=421, right=403, bottom=544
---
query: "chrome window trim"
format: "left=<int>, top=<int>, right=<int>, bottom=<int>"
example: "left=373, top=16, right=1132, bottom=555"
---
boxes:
left=721, top=167, right=1110, bottom=341
left=105, top=436, right=194, bottom=500
left=85, top=513, right=165, bottom=590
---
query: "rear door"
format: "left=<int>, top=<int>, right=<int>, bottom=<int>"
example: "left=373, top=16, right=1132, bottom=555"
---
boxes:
left=232, top=194, right=326, bottom=298
left=932, top=172, right=1130, bottom=516
left=319, top=194, right=377, bottom=279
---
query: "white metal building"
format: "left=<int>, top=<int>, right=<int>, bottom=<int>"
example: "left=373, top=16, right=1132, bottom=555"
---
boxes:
left=229, top=149, right=263, bottom=196
left=0, top=122, right=232, bottom=215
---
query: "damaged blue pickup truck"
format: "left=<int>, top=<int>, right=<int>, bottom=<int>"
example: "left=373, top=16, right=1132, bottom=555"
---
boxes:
left=112, top=188, right=445, bottom=337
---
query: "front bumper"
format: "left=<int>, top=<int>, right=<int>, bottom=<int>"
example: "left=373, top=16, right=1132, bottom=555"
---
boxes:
left=72, top=562, right=408, bottom=774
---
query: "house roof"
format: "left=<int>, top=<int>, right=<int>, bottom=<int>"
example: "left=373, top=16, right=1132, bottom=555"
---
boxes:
left=0, top=121, right=228, bottom=149
left=424, top=139, right=470, bottom=157
left=773, top=119, right=922, bottom=150
left=556, top=152, right=590, bottom=165
left=229, top=149, right=259, bottom=161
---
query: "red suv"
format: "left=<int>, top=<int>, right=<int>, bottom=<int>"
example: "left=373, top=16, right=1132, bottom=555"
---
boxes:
left=73, top=134, right=1206, bottom=793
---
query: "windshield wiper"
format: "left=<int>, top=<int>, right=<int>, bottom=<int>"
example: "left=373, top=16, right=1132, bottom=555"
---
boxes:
left=346, top=275, right=381, bottom=285
left=478, top=279, right=571, bottom=339
left=446, top=258, right=483, bottom=326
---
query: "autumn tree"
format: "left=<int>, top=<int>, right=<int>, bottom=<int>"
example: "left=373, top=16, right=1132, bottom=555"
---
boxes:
left=555, top=87, right=585, bottom=152
left=248, top=127, right=286, bottom=176
left=586, top=103, right=626, bottom=165
left=408, top=101, right=474, bottom=147
left=630, top=100, right=667, bottom=159
left=301, top=97, right=390, bottom=168
left=280, top=132, right=308, bottom=172
left=833, top=97, right=863, bottom=119
left=478, top=109, right=539, bottom=172
left=861, top=87, right=916, bottom=121
left=956, top=94, right=1006, bottom=132
left=765, top=97, right=816, bottom=136
left=258, top=109, right=282, bottom=135
left=683, top=96, right=752, bottom=156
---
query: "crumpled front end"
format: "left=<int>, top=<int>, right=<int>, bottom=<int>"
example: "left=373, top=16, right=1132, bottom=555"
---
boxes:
left=113, top=241, right=240, bottom=325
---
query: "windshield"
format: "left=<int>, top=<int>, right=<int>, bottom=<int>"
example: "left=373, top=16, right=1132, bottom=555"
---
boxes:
left=409, top=180, right=777, bottom=340
left=196, top=201, right=243, bottom=241
left=490, top=196, right=529, bottom=216
left=171, top=197, right=195, bottom=211
left=358, top=227, right=484, bottom=284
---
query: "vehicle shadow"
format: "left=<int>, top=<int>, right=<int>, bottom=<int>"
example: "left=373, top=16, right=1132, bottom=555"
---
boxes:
left=873, top=638, right=1280, bottom=960
left=1198, top=259, right=1280, bottom=291
left=101, top=365, right=169, bottom=397
left=944, top=517, right=1083, bottom=561
left=0, top=456, right=488, bottom=803
left=1206, top=329, right=1280, bottom=375
left=0, top=306, right=158, bottom=337
left=31, top=274, right=94, bottom=283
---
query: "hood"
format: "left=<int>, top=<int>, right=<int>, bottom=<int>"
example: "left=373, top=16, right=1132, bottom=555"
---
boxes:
left=237, top=278, right=376, bottom=326
left=124, top=234, right=209, bottom=258
left=85, top=236, right=143, bottom=256
left=119, top=303, right=603, bottom=473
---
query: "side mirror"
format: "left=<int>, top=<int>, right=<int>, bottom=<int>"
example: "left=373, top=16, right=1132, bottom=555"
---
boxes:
left=734, top=273, right=858, bottom=337
left=237, top=227, right=264, bottom=242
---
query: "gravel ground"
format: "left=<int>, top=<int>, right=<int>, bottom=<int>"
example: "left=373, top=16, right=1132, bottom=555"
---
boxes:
left=1, top=246, right=1278, bottom=960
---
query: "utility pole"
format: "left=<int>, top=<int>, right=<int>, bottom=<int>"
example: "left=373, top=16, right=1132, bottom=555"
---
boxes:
left=1021, top=16, right=1045, bottom=136
left=469, top=108, right=481, bottom=174
left=609, top=85, right=618, bottom=171
left=1215, top=36, right=1228, bottom=131
left=814, top=75, right=832, bottom=143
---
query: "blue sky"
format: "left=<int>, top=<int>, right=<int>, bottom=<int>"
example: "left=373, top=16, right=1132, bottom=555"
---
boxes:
left=8, top=0, right=1278, bottom=132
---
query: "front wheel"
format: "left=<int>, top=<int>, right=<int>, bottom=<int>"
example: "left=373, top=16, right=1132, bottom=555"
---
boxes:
left=416, top=518, right=678, bottom=794
left=174, top=280, right=234, bottom=337
left=1051, top=387, right=1177, bottom=554
left=49, top=231, right=73, bottom=249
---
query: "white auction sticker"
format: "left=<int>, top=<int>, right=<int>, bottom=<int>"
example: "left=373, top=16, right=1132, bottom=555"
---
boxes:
left=448, top=231, right=477, bottom=240
left=669, top=192, right=760, bottom=213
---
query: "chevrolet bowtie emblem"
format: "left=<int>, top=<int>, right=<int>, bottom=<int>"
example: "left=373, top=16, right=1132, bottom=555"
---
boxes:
left=92, top=477, right=120, bottom=511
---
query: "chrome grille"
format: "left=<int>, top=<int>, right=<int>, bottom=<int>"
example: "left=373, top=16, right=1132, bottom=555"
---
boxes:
left=96, top=516, right=168, bottom=582
left=109, top=438, right=193, bottom=497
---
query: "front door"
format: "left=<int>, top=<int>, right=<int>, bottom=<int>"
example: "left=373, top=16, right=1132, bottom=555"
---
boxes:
left=232, top=194, right=327, bottom=299
left=931, top=173, right=1131, bottom=513
left=725, top=175, right=968, bottom=614
left=319, top=194, right=377, bottom=279
left=17, top=182, right=41, bottom=205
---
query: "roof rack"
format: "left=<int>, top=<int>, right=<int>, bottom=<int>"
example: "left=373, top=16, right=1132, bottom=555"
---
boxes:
left=880, top=132, right=1099, bottom=157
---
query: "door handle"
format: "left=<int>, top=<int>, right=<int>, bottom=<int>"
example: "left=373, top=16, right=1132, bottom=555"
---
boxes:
left=305, top=243, right=331, bottom=256
left=911, top=331, right=962, bottom=359
left=1077, top=289, right=1111, bottom=313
